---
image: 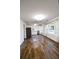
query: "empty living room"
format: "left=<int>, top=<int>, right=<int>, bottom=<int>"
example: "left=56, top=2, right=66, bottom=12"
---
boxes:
left=20, top=0, right=59, bottom=59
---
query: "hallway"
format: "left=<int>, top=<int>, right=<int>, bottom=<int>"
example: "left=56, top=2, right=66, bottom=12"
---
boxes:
left=21, top=35, right=59, bottom=59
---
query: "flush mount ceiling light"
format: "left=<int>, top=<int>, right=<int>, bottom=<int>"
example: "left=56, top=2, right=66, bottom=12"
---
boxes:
left=34, top=14, right=45, bottom=21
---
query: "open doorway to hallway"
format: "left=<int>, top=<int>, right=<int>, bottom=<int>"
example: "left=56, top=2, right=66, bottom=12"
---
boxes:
left=20, top=0, right=59, bottom=59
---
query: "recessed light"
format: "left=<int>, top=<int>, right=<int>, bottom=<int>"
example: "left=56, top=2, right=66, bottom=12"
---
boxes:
left=34, top=14, right=45, bottom=21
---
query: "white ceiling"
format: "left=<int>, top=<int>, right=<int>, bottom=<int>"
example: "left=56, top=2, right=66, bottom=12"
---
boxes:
left=21, top=0, right=59, bottom=24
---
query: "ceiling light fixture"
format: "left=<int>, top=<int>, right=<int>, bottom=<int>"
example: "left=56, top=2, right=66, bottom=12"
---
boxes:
left=34, top=14, right=45, bottom=21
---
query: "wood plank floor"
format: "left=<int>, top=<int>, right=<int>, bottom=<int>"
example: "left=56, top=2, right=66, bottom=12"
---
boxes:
left=20, top=35, right=59, bottom=59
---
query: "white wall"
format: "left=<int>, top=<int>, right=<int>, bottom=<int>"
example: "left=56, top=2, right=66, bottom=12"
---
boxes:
left=42, top=18, right=59, bottom=42
left=31, top=25, right=43, bottom=35
left=20, top=20, right=26, bottom=45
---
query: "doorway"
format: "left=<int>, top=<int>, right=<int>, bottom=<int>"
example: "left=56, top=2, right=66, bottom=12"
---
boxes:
left=26, top=27, right=32, bottom=39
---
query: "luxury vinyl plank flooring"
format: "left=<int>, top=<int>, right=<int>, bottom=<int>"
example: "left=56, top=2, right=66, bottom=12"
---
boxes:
left=20, top=35, right=59, bottom=59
